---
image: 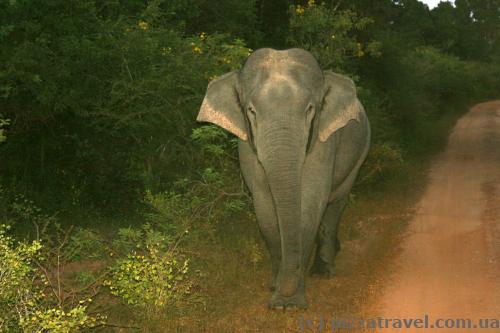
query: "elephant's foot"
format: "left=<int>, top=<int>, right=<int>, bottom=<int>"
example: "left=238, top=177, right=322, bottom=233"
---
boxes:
left=268, top=291, right=308, bottom=310
left=310, top=261, right=336, bottom=278
left=310, top=239, right=340, bottom=278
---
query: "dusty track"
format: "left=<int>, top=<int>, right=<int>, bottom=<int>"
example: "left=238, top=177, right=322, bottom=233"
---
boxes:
left=375, top=101, right=500, bottom=332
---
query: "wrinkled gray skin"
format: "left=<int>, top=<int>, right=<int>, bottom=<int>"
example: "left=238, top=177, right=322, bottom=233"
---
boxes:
left=196, top=48, right=370, bottom=309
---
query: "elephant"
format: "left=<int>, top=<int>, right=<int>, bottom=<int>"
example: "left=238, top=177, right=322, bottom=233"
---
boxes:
left=196, top=48, right=370, bottom=309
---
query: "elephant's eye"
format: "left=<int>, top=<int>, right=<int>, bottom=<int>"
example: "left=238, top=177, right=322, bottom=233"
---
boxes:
left=247, top=105, right=256, bottom=114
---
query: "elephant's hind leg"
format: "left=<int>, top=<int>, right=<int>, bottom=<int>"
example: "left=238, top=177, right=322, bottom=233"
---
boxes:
left=310, top=196, right=348, bottom=277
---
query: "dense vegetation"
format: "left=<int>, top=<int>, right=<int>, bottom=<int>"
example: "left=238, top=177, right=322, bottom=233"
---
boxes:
left=1, top=0, right=499, bottom=331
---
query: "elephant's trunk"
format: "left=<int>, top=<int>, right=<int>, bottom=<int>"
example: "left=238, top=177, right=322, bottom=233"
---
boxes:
left=258, top=128, right=304, bottom=297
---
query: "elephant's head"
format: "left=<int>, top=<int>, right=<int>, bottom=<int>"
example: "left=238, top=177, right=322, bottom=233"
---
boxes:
left=196, top=48, right=361, bottom=296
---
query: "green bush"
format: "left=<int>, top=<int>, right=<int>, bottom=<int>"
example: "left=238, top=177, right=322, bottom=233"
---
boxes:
left=112, top=223, right=171, bottom=256
left=383, top=45, right=500, bottom=150
left=0, top=224, right=104, bottom=333
left=288, top=0, right=381, bottom=72
left=0, top=0, right=252, bottom=214
left=357, top=142, right=404, bottom=186
left=65, top=228, right=106, bottom=261
left=105, top=225, right=191, bottom=313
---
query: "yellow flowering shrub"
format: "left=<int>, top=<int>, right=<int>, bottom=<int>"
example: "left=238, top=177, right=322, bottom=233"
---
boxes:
left=0, top=225, right=42, bottom=310
left=193, top=45, right=202, bottom=54
left=288, top=3, right=381, bottom=71
left=186, top=33, right=252, bottom=81
left=0, top=225, right=103, bottom=332
left=137, top=20, right=149, bottom=30
left=104, top=245, right=191, bottom=312
left=19, top=305, right=103, bottom=333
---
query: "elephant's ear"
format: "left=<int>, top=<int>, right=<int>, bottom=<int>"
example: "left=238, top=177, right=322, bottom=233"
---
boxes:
left=196, top=71, right=247, bottom=141
left=318, top=71, right=362, bottom=142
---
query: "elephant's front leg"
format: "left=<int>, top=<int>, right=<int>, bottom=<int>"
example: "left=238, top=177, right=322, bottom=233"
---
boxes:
left=238, top=141, right=281, bottom=291
left=252, top=183, right=308, bottom=309
left=252, top=188, right=281, bottom=291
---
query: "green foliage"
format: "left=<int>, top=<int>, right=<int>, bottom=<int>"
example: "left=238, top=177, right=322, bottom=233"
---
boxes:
left=18, top=305, right=100, bottom=333
left=143, top=191, right=196, bottom=232
left=383, top=45, right=500, bottom=149
left=0, top=225, right=42, bottom=320
left=190, top=125, right=239, bottom=171
left=2, top=0, right=496, bottom=215
left=0, top=225, right=103, bottom=332
left=10, top=194, right=44, bottom=224
left=105, top=240, right=191, bottom=311
left=358, top=143, right=404, bottom=185
left=104, top=223, right=195, bottom=314
left=286, top=0, right=500, bottom=190
left=77, top=271, right=98, bottom=286
left=112, top=223, right=171, bottom=256
left=65, top=228, right=106, bottom=261
left=0, top=184, right=199, bottom=329
left=141, top=122, right=250, bottom=232
left=188, top=0, right=260, bottom=46
left=143, top=168, right=249, bottom=229
left=288, top=0, right=381, bottom=72
left=0, top=0, right=251, bottom=213
left=0, top=116, right=8, bottom=143
left=0, top=188, right=109, bottom=332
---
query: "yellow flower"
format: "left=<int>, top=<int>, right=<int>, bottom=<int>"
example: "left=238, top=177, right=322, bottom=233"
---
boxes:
left=307, top=0, right=315, bottom=6
left=161, top=47, right=172, bottom=56
left=138, top=20, right=148, bottom=30
left=295, top=5, right=305, bottom=14
left=208, top=75, right=219, bottom=81
left=223, top=57, right=231, bottom=64
left=331, top=34, right=336, bottom=39
left=199, top=32, right=207, bottom=40
left=356, top=43, right=364, bottom=57
left=193, top=46, right=202, bottom=54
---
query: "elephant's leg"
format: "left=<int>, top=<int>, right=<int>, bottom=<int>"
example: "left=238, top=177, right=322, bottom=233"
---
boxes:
left=311, top=196, right=348, bottom=277
left=253, top=192, right=281, bottom=291
left=238, top=140, right=281, bottom=291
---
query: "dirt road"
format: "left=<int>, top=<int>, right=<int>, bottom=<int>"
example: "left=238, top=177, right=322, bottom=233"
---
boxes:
left=375, top=101, right=500, bottom=332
